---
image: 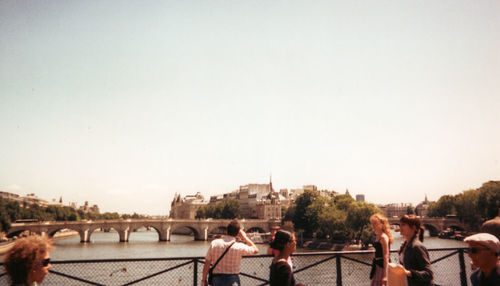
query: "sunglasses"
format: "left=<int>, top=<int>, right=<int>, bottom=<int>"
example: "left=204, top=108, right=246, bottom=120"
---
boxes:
left=468, top=247, right=489, bottom=254
left=42, top=258, right=51, bottom=267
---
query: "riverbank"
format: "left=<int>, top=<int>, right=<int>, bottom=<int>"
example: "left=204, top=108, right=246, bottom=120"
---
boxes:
left=0, top=230, right=79, bottom=256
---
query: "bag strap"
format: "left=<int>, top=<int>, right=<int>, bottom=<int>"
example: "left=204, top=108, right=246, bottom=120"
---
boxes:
left=212, top=241, right=236, bottom=269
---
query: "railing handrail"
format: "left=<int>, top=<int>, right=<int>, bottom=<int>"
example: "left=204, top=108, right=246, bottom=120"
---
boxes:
left=1, top=247, right=470, bottom=286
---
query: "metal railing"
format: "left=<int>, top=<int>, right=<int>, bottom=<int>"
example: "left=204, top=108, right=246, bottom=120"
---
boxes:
left=1, top=247, right=471, bottom=286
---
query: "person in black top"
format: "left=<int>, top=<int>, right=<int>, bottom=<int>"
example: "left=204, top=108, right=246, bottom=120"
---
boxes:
left=269, top=230, right=305, bottom=286
left=370, top=213, right=394, bottom=286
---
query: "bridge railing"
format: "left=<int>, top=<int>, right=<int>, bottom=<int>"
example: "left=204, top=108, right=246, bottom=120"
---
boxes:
left=1, top=247, right=471, bottom=286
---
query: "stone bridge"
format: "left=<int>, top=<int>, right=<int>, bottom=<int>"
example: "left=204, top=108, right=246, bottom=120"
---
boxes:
left=7, top=219, right=276, bottom=243
left=387, top=217, right=467, bottom=236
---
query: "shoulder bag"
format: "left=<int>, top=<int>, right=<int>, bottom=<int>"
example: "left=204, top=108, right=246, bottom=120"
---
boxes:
left=208, top=241, right=236, bottom=285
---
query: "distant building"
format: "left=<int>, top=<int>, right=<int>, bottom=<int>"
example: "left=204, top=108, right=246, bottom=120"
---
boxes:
left=79, top=201, right=100, bottom=214
left=415, top=195, right=432, bottom=218
left=356, top=194, right=365, bottom=202
left=169, top=192, right=207, bottom=219
left=378, top=203, right=413, bottom=218
left=0, top=191, right=20, bottom=200
left=20, top=193, right=50, bottom=207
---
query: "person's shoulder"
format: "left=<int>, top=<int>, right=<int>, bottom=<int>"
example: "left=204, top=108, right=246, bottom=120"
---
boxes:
left=411, top=239, right=426, bottom=249
left=470, top=267, right=481, bottom=283
left=380, top=233, right=389, bottom=243
left=272, top=259, right=291, bottom=270
left=210, top=238, right=226, bottom=246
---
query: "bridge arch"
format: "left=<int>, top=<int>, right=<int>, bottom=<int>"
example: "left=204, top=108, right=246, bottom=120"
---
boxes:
left=208, top=226, right=227, bottom=235
left=128, top=224, right=161, bottom=242
left=423, top=224, right=440, bottom=237
left=171, top=225, right=202, bottom=241
left=7, top=229, right=28, bottom=238
left=246, top=227, right=266, bottom=234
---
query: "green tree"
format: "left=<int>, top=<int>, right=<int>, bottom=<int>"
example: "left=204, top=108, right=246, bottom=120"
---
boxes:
left=346, top=202, right=380, bottom=242
left=282, top=206, right=295, bottom=222
left=333, top=194, right=355, bottom=211
left=317, top=206, right=348, bottom=241
left=427, top=195, right=455, bottom=217
left=0, top=198, right=12, bottom=232
left=360, top=224, right=376, bottom=249
left=221, top=199, right=240, bottom=219
left=477, top=181, right=500, bottom=219
left=292, top=190, right=321, bottom=237
left=455, top=189, right=481, bottom=230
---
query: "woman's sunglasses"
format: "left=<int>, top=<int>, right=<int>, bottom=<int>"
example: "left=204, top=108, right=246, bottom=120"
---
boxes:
left=42, top=258, right=51, bottom=267
left=468, top=247, right=489, bottom=254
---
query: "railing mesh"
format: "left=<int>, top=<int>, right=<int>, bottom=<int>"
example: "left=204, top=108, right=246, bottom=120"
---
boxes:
left=1, top=248, right=471, bottom=286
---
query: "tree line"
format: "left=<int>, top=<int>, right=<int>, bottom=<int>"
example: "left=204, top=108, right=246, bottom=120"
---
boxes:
left=0, top=198, right=147, bottom=233
left=427, top=180, right=500, bottom=230
left=193, top=191, right=382, bottom=246
left=195, top=198, right=240, bottom=219
left=283, top=190, right=381, bottom=245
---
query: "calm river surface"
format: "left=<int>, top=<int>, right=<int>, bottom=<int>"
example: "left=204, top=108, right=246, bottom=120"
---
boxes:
left=49, top=229, right=466, bottom=260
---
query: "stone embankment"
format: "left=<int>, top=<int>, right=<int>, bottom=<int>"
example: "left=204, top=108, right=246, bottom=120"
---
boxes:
left=0, top=230, right=79, bottom=256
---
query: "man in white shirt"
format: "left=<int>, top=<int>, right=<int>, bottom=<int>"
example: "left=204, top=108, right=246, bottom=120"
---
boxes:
left=202, top=220, right=259, bottom=286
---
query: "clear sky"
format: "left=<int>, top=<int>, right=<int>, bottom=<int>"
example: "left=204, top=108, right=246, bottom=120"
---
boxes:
left=1, top=1, right=499, bottom=215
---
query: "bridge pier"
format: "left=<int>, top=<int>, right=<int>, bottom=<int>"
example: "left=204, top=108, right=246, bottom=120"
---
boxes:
left=119, top=229, right=129, bottom=242
left=79, top=230, right=90, bottom=243
left=159, top=226, right=170, bottom=241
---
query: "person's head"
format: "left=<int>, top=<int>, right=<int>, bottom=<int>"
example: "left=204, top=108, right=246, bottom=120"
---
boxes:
left=4, top=235, right=53, bottom=285
left=400, top=215, right=425, bottom=242
left=370, top=213, right=394, bottom=243
left=270, top=230, right=296, bottom=255
left=227, top=220, right=241, bottom=237
left=464, top=233, right=499, bottom=271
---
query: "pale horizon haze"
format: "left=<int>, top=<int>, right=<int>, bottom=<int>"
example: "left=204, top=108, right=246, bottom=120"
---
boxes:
left=1, top=1, right=499, bottom=215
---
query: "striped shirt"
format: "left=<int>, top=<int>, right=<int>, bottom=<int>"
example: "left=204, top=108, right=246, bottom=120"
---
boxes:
left=206, top=236, right=257, bottom=274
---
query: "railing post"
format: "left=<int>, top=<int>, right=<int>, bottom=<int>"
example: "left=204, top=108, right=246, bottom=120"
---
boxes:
left=193, top=258, right=198, bottom=286
left=458, top=249, right=468, bottom=286
left=336, top=255, right=342, bottom=286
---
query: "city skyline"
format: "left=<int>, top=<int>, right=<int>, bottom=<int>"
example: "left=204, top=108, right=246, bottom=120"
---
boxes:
left=1, top=1, right=499, bottom=215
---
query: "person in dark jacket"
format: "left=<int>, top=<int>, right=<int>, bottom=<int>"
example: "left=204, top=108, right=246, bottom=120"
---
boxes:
left=398, top=215, right=433, bottom=286
left=464, top=233, right=500, bottom=286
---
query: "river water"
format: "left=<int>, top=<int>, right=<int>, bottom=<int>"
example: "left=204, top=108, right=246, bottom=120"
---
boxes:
left=49, top=229, right=466, bottom=260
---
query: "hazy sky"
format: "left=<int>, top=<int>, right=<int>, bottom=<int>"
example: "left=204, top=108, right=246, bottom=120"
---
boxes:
left=1, top=1, right=499, bottom=215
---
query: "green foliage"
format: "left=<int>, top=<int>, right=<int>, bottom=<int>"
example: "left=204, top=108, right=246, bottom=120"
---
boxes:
left=427, top=195, right=455, bottom=217
left=290, top=191, right=380, bottom=241
left=317, top=206, right=348, bottom=241
left=346, top=202, right=381, bottom=241
left=292, top=190, right=321, bottom=237
left=406, top=205, right=415, bottom=215
left=282, top=205, right=295, bottom=222
left=0, top=198, right=12, bottom=232
left=0, top=197, right=144, bottom=230
left=360, top=224, right=376, bottom=249
left=426, top=181, right=500, bottom=231
left=195, top=199, right=240, bottom=219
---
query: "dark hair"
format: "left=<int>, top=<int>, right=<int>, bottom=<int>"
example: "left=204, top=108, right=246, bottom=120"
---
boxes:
left=270, top=230, right=293, bottom=251
left=227, top=220, right=240, bottom=236
left=4, top=235, right=53, bottom=284
left=400, top=215, right=425, bottom=242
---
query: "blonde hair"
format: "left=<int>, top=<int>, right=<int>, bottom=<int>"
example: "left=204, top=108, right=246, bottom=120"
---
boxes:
left=370, top=213, right=394, bottom=244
